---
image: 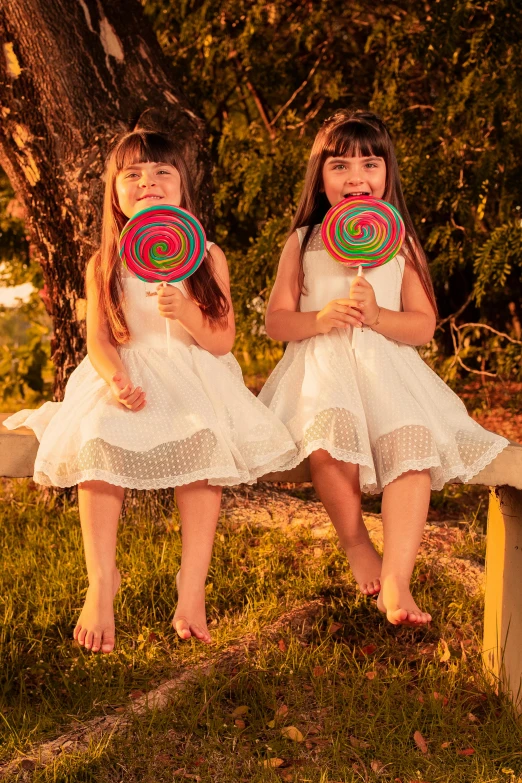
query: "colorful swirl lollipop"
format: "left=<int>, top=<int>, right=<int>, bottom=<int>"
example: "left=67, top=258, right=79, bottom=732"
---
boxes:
left=119, top=204, right=206, bottom=283
left=321, top=196, right=404, bottom=268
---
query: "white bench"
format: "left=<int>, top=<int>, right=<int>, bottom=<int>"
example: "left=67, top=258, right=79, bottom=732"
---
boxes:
left=1, top=413, right=521, bottom=710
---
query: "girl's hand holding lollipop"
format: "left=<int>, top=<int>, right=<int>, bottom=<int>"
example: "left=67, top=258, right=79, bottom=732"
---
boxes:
left=349, top=276, right=380, bottom=327
left=157, top=284, right=190, bottom=322
left=316, top=297, right=363, bottom=334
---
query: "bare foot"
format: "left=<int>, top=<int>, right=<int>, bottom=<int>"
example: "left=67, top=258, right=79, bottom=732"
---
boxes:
left=344, top=530, right=382, bottom=596
left=377, top=576, right=431, bottom=626
left=173, top=569, right=212, bottom=644
left=73, top=569, right=121, bottom=653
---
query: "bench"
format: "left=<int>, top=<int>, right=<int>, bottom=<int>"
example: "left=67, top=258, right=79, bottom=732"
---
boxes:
left=1, top=413, right=521, bottom=710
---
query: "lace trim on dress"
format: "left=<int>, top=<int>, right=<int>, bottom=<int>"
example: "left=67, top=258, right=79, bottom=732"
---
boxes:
left=32, top=430, right=297, bottom=489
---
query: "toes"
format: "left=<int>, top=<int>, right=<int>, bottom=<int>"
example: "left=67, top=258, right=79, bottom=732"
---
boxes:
left=91, top=631, right=102, bottom=653
left=73, top=623, right=81, bottom=642
left=76, top=626, right=87, bottom=646
left=174, top=618, right=192, bottom=640
left=193, top=626, right=211, bottom=643
left=101, top=632, right=115, bottom=653
left=84, top=630, right=94, bottom=650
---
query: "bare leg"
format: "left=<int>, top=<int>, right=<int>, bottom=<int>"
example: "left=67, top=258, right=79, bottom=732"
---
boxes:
left=377, top=469, right=432, bottom=625
left=309, top=449, right=381, bottom=595
left=74, top=481, right=124, bottom=653
left=173, top=480, right=221, bottom=643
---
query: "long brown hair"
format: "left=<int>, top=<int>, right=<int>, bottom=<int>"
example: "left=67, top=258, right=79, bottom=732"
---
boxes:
left=92, top=130, right=229, bottom=344
left=291, top=109, right=437, bottom=315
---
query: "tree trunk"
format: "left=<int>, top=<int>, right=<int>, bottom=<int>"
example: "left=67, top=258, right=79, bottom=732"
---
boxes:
left=0, top=0, right=214, bottom=397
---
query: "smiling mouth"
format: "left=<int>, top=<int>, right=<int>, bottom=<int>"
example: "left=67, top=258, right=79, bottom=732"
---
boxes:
left=138, top=194, right=164, bottom=201
left=344, top=191, right=371, bottom=198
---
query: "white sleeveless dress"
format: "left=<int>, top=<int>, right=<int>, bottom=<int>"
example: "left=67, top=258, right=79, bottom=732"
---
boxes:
left=4, top=248, right=297, bottom=489
left=258, top=226, right=509, bottom=494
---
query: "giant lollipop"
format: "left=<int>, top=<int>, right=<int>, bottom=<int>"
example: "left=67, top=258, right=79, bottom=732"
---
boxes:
left=119, top=204, right=206, bottom=354
left=321, top=196, right=404, bottom=274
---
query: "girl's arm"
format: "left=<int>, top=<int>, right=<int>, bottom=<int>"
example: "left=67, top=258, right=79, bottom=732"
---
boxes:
left=265, top=232, right=363, bottom=341
left=157, top=244, right=236, bottom=355
left=86, top=258, right=146, bottom=411
left=350, top=260, right=436, bottom=346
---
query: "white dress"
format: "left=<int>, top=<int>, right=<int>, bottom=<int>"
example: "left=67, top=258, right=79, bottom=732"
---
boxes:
left=258, top=226, right=509, bottom=494
left=4, top=247, right=297, bottom=489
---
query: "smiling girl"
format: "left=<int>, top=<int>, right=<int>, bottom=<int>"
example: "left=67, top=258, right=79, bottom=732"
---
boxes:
left=4, top=130, right=296, bottom=652
left=259, top=110, right=508, bottom=626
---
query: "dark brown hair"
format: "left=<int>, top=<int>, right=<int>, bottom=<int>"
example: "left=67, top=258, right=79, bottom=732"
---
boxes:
left=92, top=130, right=229, bottom=344
left=290, top=109, right=437, bottom=314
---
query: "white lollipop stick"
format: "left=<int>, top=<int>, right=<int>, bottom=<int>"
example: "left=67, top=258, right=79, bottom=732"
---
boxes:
left=166, top=319, right=171, bottom=357
left=357, top=264, right=363, bottom=277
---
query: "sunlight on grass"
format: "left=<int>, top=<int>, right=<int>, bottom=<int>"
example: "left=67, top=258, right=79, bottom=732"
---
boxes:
left=1, top=478, right=521, bottom=782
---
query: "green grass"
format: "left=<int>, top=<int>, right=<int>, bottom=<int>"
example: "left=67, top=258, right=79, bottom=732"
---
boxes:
left=0, top=479, right=521, bottom=782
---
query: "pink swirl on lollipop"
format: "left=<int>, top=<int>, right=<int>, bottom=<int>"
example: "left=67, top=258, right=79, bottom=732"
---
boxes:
left=119, top=204, right=206, bottom=283
left=321, top=196, right=405, bottom=268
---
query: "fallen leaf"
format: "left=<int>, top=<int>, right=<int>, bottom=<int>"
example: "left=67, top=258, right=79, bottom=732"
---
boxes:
left=417, top=694, right=425, bottom=704
left=262, top=758, right=284, bottom=768
left=312, top=665, right=325, bottom=677
left=147, top=631, right=159, bottom=643
left=267, top=719, right=275, bottom=728
left=328, top=621, right=343, bottom=634
left=275, top=704, right=289, bottom=717
left=365, top=671, right=377, bottom=680
left=439, top=639, right=451, bottom=662
left=371, top=760, right=385, bottom=774
left=313, top=547, right=322, bottom=558
left=467, top=712, right=479, bottom=723
left=278, top=639, right=287, bottom=652
left=234, top=719, right=245, bottom=729
left=441, top=741, right=451, bottom=749
left=232, top=705, right=249, bottom=717
left=457, top=748, right=475, bottom=756
left=433, top=692, right=449, bottom=706
left=413, top=730, right=428, bottom=754
left=281, top=726, right=304, bottom=742
left=114, top=706, right=126, bottom=713
left=350, top=735, right=370, bottom=749
left=361, top=643, right=377, bottom=655
left=130, top=690, right=144, bottom=700
left=156, top=754, right=174, bottom=764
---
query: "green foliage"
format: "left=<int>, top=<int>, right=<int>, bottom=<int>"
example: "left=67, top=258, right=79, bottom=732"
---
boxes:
left=0, top=293, right=53, bottom=408
left=0, top=172, right=51, bottom=404
left=0, top=169, right=33, bottom=287
left=142, top=0, right=522, bottom=378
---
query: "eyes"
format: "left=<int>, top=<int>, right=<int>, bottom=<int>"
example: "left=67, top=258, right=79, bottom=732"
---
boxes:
left=332, top=162, right=379, bottom=171
left=124, top=168, right=175, bottom=179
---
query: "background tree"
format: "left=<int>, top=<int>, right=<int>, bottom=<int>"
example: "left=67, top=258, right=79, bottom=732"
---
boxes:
left=1, top=0, right=521, bottom=403
left=0, top=0, right=214, bottom=398
left=144, top=0, right=522, bottom=382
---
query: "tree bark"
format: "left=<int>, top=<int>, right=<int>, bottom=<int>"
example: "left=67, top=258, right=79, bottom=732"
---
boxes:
left=0, top=0, right=214, bottom=397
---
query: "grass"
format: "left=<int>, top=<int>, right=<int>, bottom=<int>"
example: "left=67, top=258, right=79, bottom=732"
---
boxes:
left=0, top=478, right=521, bottom=782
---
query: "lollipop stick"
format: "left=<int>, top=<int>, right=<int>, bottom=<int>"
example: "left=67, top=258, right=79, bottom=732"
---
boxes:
left=166, top=318, right=171, bottom=357
left=357, top=264, right=364, bottom=277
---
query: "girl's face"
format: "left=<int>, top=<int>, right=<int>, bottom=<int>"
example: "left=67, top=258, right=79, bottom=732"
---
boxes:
left=321, top=153, right=386, bottom=206
left=115, top=161, right=182, bottom=218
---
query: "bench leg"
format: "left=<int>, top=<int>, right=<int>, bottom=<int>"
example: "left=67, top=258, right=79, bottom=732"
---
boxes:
left=483, top=486, right=522, bottom=711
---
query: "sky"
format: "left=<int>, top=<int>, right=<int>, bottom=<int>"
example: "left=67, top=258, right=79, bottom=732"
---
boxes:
left=0, top=282, right=34, bottom=307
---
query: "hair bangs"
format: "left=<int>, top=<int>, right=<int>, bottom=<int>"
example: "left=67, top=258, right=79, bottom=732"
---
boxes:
left=114, top=131, right=178, bottom=172
left=324, top=120, right=387, bottom=161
